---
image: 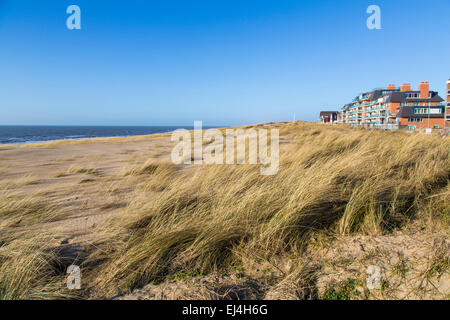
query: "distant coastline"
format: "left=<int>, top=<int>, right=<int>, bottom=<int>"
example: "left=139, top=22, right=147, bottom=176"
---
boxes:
left=0, top=125, right=214, bottom=145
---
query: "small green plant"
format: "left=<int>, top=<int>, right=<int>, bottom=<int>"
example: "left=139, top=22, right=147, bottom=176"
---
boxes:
left=391, top=258, right=409, bottom=278
left=426, top=256, right=449, bottom=279
left=423, top=248, right=449, bottom=289
left=171, top=269, right=204, bottom=282
left=323, top=278, right=361, bottom=300
left=379, top=279, right=389, bottom=296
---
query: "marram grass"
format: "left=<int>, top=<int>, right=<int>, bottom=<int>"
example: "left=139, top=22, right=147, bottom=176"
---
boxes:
left=0, top=122, right=448, bottom=299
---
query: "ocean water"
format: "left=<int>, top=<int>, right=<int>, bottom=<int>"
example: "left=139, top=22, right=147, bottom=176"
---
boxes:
left=0, top=126, right=195, bottom=145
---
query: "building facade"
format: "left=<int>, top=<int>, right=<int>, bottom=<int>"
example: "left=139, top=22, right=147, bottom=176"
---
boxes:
left=339, top=82, right=445, bottom=130
left=445, top=79, right=450, bottom=130
left=319, top=111, right=338, bottom=124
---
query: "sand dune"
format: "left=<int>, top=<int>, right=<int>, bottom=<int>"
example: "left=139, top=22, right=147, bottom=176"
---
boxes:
left=0, top=122, right=448, bottom=300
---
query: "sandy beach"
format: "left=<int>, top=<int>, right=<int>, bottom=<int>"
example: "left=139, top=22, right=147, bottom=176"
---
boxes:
left=0, top=132, right=176, bottom=245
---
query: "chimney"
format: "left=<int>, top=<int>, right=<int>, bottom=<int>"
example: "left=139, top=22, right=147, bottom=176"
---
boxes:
left=419, top=82, right=429, bottom=98
left=386, top=84, right=396, bottom=90
left=400, top=83, right=411, bottom=92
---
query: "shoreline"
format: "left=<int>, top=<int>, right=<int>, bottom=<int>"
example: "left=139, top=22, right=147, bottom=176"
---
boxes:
left=0, top=134, right=162, bottom=149
left=0, top=133, right=166, bottom=148
left=0, top=125, right=228, bottom=149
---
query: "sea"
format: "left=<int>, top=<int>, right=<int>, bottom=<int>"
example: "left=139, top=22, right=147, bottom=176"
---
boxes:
left=0, top=126, right=197, bottom=145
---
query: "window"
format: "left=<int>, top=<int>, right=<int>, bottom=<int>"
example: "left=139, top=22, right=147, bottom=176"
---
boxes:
left=408, top=125, right=416, bottom=131
left=409, top=118, right=423, bottom=123
left=434, top=125, right=439, bottom=129
left=429, top=108, right=443, bottom=114
left=414, top=108, right=429, bottom=114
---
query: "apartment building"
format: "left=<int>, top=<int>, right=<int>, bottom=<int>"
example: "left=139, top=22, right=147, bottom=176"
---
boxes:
left=445, top=79, right=450, bottom=130
left=339, top=82, right=445, bottom=131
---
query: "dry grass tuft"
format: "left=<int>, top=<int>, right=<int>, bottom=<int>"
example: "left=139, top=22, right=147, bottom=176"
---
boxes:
left=120, top=160, right=177, bottom=177
left=0, top=233, right=78, bottom=300
left=87, top=123, right=449, bottom=296
left=0, top=174, right=41, bottom=190
left=0, top=192, right=61, bottom=228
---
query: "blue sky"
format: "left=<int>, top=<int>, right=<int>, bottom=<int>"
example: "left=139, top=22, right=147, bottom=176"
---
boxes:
left=0, top=0, right=449, bottom=126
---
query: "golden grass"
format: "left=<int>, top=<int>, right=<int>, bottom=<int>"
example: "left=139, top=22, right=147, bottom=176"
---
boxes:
left=0, top=233, right=79, bottom=300
left=0, top=122, right=448, bottom=299
left=120, top=159, right=177, bottom=177
left=0, top=174, right=41, bottom=190
left=85, top=123, right=449, bottom=296
left=54, top=165, right=102, bottom=178
left=0, top=192, right=62, bottom=228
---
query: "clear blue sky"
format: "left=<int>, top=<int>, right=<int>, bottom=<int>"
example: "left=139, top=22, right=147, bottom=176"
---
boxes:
left=0, top=0, right=449, bottom=126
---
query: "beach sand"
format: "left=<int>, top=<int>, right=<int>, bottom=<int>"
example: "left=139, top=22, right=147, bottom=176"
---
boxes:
left=0, top=133, right=176, bottom=250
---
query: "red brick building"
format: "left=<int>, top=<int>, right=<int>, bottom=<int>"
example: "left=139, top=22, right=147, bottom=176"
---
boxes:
left=338, top=82, right=445, bottom=131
